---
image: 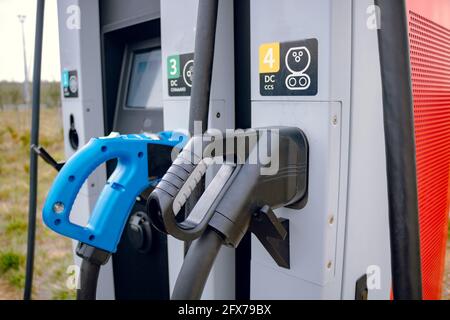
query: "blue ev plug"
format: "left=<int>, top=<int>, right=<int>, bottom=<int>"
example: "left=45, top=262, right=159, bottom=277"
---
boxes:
left=42, top=131, right=187, bottom=253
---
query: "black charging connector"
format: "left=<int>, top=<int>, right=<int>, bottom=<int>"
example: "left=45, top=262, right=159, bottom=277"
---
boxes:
left=149, top=126, right=309, bottom=300
left=75, top=242, right=111, bottom=300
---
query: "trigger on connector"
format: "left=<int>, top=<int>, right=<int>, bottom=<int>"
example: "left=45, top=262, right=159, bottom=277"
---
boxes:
left=250, top=205, right=290, bottom=269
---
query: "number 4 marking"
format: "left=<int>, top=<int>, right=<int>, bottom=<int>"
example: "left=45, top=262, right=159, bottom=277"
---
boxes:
left=264, top=48, right=275, bottom=69
left=259, top=42, right=280, bottom=73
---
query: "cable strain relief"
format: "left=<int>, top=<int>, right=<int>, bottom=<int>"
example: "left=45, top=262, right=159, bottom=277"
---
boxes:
left=76, top=242, right=111, bottom=266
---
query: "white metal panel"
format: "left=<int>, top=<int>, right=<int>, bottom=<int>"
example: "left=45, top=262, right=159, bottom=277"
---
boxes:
left=250, top=0, right=353, bottom=299
left=341, top=0, right=391, bottom=300
left=57, top=0, right=113, bottom=299
left=251, top=101, right=342, bottom=297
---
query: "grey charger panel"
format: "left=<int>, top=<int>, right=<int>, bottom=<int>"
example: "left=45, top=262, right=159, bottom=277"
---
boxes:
left=113, top=38, right=164, bottom=134
left=100, top=0, right=160, bottom=32
left=250, top=0, right=353, bottom=299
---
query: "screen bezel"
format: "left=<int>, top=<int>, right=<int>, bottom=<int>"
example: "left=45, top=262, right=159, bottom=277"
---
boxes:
left=112, top=38, right=163, bottom=132
left=124, top=47, right=163, bottom=110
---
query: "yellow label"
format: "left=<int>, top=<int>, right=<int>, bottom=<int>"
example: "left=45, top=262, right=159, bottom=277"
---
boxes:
left=259, top=42, right=280, bottom=73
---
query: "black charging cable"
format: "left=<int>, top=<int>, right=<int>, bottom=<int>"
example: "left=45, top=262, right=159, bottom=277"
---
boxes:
left=184, top=0, right=219, bottom=254
left=172, top=228, right=224, bottom=300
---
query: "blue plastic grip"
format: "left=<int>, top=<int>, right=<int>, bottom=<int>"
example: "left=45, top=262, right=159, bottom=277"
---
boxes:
left=42, top=132, right=186, bottom=253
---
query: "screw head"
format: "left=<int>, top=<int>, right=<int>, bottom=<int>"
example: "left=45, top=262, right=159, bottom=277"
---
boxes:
left=53, top=202, right=65, bottom=214
left=332, top=115, right=338, bottom=126
left=327, top=260, right=333, bottom=269
left=328, top=215, right=335, bottom=225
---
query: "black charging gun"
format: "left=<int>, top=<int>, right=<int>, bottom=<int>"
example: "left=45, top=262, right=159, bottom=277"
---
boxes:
left=147, top=126, right=309, bottom=299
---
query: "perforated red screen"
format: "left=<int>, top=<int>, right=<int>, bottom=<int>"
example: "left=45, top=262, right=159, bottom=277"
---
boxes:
left=407, top=7, right=450, bottom=300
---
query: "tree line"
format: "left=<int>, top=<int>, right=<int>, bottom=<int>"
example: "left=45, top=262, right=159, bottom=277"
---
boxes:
left=0, top=81, right=60, bottom=109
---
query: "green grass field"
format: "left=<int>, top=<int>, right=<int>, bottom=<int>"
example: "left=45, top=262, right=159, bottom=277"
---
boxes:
left=0, top=108, right=74, bottom=300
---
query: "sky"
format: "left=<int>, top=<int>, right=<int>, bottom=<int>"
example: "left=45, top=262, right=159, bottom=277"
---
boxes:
left=0, top=0, right=60, bottom=82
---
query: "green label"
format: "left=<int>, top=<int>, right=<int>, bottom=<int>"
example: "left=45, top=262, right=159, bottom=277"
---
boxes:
left=167, top=55, right=180, bottom=79
left=167, top=53, right=194, bottom=96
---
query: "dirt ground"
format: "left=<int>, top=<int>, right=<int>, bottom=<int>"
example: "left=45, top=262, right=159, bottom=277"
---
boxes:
left=0, top=278, right=21, bottom=300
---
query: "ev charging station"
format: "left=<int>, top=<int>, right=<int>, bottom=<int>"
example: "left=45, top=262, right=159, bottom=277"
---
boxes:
left=249, top=0, right=357, bottom=299
left=55, top=0, right=236, bottom=299
left=30, top=0, right=449, bottom=300
left=248, top=0, right=392, bottom=300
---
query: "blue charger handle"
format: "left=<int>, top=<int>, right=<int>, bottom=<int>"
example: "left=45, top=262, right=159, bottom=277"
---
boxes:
left=42, top=131, right=186, bottom=253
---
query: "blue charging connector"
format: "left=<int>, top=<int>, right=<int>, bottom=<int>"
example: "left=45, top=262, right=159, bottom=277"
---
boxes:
left=42, top=131, right=187, bottom=253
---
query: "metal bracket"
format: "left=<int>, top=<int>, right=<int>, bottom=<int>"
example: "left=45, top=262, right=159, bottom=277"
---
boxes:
left=250, top=205, right=290, bottom=269
left=32, top=144, right=65, bottom=172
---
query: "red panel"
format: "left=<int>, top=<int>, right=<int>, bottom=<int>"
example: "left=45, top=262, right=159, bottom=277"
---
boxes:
left=407, top=2, right=450, bottom=300
left=407, top=0, right=450, bottom=30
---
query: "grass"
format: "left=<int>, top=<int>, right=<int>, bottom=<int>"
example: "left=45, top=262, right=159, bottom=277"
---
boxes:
left=8, top=272, right=25, bottom=288
left=0, top=251, right=22, bottom=274
left=5, top=218, right=28, bottom=235
left=0, top=108, right=75, bottom=300
left=0, top=251, right=25, bottom=289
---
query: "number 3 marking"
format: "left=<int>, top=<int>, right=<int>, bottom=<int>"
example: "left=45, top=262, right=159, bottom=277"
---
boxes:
left=169, top=58, right=178, bottom=76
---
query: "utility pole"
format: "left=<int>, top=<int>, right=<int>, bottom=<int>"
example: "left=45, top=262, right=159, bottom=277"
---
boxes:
left=18, top=14, right=30, bottom=105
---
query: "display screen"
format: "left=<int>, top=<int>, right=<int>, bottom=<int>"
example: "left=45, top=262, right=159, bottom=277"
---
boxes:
left=126, top=49, right=163, bottom=109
